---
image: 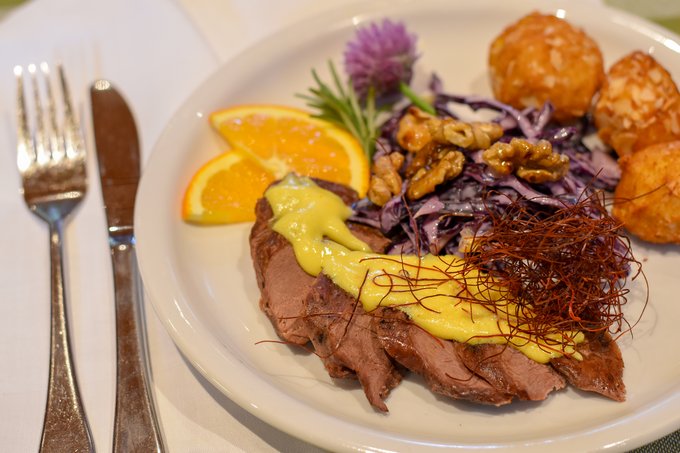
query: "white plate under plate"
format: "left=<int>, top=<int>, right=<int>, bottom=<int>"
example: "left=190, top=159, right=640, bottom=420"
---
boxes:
left=135, top=0, right=680, bottom=451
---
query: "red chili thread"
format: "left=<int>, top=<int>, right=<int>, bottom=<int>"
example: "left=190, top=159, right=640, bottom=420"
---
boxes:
left=462, top=190, right=647, bottom=338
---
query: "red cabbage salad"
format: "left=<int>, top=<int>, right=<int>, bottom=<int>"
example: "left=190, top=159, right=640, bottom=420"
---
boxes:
left=348, top=73, right=620, bottom=256
left=300, top=19, right=625, bottom=258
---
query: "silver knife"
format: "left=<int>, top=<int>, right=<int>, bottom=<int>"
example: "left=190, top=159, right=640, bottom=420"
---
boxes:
left=91, top=80, right=165, bottom=453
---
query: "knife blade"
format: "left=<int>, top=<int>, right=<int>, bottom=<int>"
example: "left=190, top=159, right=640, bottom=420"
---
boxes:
left=91, top=80, right=165, bottom=453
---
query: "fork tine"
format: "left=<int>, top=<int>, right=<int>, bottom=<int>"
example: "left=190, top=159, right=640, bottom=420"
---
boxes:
left=15, top=65, right=35, bottom=173
left=57, top=64, right=84, bottom=161
left=41, top=62, right=65, bottom=162
left=28, top=63, right=51, bottom=166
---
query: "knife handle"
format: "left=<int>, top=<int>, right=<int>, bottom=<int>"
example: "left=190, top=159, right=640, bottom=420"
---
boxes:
left=110, top=238, right=165, bottom=453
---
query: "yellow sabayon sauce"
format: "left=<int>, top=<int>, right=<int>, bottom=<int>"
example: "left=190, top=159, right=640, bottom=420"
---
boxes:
left=266, top=174, right=583, bottom=363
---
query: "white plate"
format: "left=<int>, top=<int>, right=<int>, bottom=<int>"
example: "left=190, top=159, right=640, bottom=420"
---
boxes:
left=135, top=0, right=680, bottom=451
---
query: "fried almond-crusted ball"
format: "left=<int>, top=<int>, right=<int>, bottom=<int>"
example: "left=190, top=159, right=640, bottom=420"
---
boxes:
left=594, top=51, right=680, bottom=157
left=612, top=140, right=680, bottom=244
left=489, top=12, right=604, bottom=122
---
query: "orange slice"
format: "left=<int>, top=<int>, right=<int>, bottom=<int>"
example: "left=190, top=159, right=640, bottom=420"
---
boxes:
left=182, top=148, right=275, bottom=224
left=182, top=104, right=369, bottom=224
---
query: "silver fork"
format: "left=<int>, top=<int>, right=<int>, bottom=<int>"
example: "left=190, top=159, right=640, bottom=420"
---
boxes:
left=16, top=63, right=95, bottom=453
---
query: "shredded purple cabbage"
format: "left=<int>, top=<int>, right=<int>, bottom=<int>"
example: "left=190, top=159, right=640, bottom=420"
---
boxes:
left=351, top=78, right=621, bottom=256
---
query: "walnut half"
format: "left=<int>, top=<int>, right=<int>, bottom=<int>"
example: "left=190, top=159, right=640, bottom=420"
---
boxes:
left=407, top=147, right=465, bottom=200
left=397, top=107, right=504, bottom=152
left=482, top=138, right=570, bottom=183
left=430, top=117, right=504, bottom=150
left=368, top=152, right=405, bottom=206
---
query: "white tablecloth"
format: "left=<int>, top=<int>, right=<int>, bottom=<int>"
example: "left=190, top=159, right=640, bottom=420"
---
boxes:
left=0, top=1, right=677, bottom=452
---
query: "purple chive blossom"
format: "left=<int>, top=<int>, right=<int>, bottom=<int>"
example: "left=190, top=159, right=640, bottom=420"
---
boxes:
left=344, top=19, right=418, bottom=100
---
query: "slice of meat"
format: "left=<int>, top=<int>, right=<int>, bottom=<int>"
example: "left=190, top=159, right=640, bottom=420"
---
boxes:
left=258, top=245, right=316, bottom=345
left=375, top=308, right=513, bottom=406
left=250, top=178, right=391, bottom=347
left=348, top=222, right=391, bottom=253
left=250, top=197, right=288, bottom=291
left=250, top=196, right=315, bottom=344
left=249, top=178, right=360, bottom=291
left=251, top=178, right=399, bottom=409
left=305, top=275, right=402, bottom=412
left=455, top=343, right=566, bottom=401
left=551, top=332, right=626, bottom=401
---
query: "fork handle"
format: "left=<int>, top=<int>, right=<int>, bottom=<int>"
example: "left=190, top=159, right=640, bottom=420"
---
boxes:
left=110, top=238, right=165, bottom=453
left=40, top=220, right=95, bottom=453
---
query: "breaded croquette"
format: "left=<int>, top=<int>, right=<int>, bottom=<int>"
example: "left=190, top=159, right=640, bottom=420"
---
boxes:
left=613, top=140, right=680, bottom=244
left=489, top=12, right=604, bottom=122
left=594, top=51, right=680, bottom=157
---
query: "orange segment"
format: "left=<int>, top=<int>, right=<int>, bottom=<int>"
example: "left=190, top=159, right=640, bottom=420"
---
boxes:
left=182, top=149, right=275, bottom=224
left=181, top=104, right=369, bottom=225
left=209, top=104, right=368, bottom=196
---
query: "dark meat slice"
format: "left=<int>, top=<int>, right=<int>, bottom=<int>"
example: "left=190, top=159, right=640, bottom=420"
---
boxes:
left=250, top=177, right=392, bottom=347
left=250, top=197, right=288, bottom=291
left=314, top=178, right=361, bottom=205
left=349, top=222, right=391, bottom=253
left=249, top=179, right=378, bottom=346
left=258, top=245, right=316, bottom=345
left=375, top=308, right=513, bottom=406
left=455, top=343, right=566, bottom=401
left=251, top=195, right=315, bottom=345
left=249, top=178, right=360, bottom=291
left=551, top=332, right=626, bottom=401
left=305, top=275, right=402, bottom=412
